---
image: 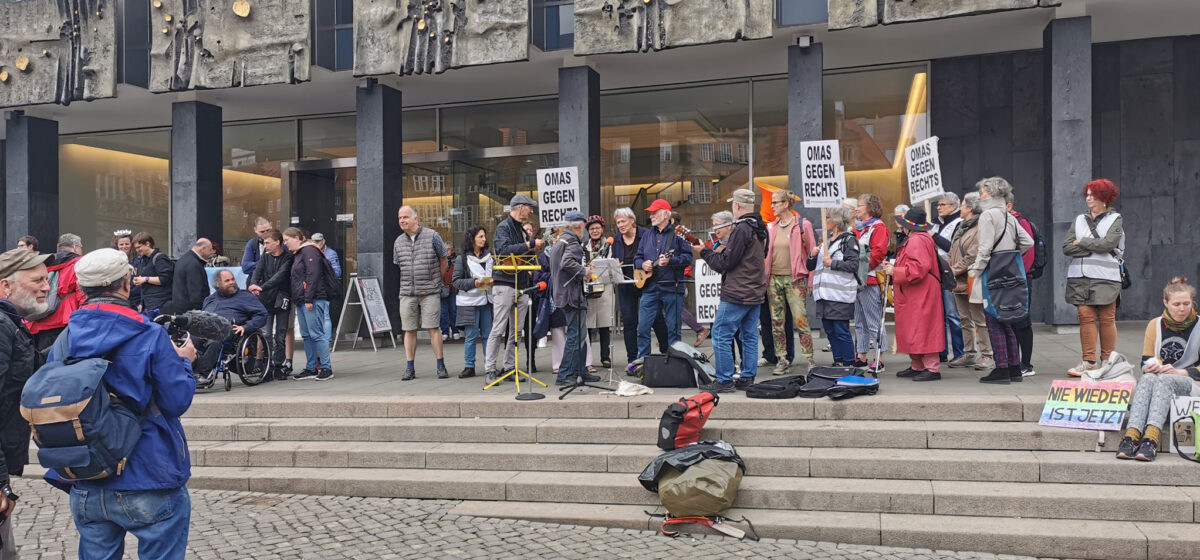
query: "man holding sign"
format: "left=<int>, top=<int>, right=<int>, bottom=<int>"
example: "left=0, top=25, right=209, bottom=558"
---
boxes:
left=692, top=189, right=768, bottom=393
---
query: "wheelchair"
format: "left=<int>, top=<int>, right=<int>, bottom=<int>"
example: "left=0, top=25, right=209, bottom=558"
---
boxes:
left=196, top=330, right=272, bottom=391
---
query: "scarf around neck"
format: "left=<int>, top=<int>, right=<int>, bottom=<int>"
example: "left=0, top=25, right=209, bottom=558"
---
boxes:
left=1163, top=309, right=1198, bottom=332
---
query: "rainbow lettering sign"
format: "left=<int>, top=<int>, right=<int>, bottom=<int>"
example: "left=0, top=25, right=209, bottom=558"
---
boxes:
left=1038, top=380, right=1135, bottom=431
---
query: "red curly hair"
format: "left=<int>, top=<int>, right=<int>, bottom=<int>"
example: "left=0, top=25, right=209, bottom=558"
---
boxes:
left=1085, top=178, right=1119, bottom=205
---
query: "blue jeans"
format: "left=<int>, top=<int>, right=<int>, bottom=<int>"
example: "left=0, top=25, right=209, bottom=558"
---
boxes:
left=69, top=485, right=190, bottom=560
left=822, top=319, right=855, bottom=364
left=942, top=289, right=964, bottom=359
left=618, top=285, right=666, bottom=362
left=463, top=305, right=493, bottom=368
left=559, top=306, right=587, bottom=382
left=297, top=299, right=332, bottom=370
left=712, top=301, right=760, bottom=383
left=636, top=288, right=682, bottom=360
left=440, top=296, right=459, bottom=336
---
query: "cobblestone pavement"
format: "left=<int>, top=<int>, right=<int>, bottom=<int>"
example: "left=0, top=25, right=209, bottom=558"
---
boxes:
left=10, top=479, right=1060, bottom=560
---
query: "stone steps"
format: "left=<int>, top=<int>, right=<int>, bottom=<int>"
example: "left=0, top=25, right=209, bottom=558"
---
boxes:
left=449, top=501, right=1199, bottom=560
left=186, top=394, right=1043, bottom=422
left=174, top=465, right=1198, bottom=524
left=184, top=441, right=1200, bottom=486
left=179, top=417, right=1113, bottom=451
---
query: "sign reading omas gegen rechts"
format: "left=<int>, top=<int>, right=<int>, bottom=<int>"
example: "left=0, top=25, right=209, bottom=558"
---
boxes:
left=799, top=140, right=846, bottom=209
left=536, top=166, right=580, bottom=227
left=693, top=259, right=722, bottom=324
left=905, top=136, right=944, bottom=205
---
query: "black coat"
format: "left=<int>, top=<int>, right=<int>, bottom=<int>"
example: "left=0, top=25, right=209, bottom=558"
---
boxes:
left=700, top=214, right=769, bottom=306
left=493, top=216, right=536, bottom=288
left=171, top=250, right=210, bottom=313
left=291, top=244, right=329, bottom=303
left=135, top=250, right=175, bottom=312
left=250, top=249, right=293, bottom=311
left=0, top=300, right=37, bottom=484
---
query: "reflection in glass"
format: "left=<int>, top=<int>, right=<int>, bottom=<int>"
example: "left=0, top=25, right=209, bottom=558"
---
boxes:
left=223, top=122, right=294, bottom=263
left=753, top=65, right=929, bottom=228
left=59, top=131, right=172, bottom=253
left=600, top=82, right=750, bottom=235
left=300, top=110, right=437, bottom=160
left=440, top=100, right=557, bottom=151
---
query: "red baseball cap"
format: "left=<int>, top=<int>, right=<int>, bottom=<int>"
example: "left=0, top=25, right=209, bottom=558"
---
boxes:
left=645, top=199, right=672, bottom=213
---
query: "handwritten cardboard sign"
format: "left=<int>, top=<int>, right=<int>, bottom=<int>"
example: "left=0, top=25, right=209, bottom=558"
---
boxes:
left=1038, top=379, right=1134, bottom=431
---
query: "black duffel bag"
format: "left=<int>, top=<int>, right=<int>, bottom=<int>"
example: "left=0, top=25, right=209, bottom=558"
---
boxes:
left=799, top=366, right=860, bottom=398
left=744, top=374, right=807, bottom=399
left=640, top=353, right=697, bottom=388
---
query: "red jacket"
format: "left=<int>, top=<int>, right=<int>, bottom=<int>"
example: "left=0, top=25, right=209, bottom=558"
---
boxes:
left=854, top=219, right=890, bottom=285
left=892, top=232, right=946, bottom=355
left=27, top=254, right=86, bottom=334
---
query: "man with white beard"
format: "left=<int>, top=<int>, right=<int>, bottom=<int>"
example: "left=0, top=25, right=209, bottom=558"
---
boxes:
left=0, top=247, right=53, bottom=551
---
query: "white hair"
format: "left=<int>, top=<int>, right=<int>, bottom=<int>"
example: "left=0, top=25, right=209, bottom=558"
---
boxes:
left=613, top=207, right=635, bottom=221
left=711, top=211, right=733, bottom=225
left=827, top=207, right=852, bottom=230
left=940, top=192, right=960, bottom=207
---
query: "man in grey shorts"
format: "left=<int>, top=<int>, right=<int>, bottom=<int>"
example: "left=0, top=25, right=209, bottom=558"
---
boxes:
left=485, top=194, right=545, bottom=384
left=394, top=205, right=450, bottom=380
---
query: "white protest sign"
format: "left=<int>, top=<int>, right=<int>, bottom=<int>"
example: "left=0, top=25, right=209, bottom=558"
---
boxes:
left=800, top=140, right=845, bottom=209
left=693, top=259, right=722, bottom=324
left=536, top=166, right=580, bottom=227
left=905, top=136, right=944, bottom=205
left=1169, top=396, right=1200, bottom=454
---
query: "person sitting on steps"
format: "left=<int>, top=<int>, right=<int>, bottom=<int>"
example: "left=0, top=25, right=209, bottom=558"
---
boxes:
left=1116, top=276, right=1200, bottom=462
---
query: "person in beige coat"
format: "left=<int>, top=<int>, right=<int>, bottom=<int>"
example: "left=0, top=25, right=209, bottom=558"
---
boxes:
left=948, top=192, right=994, bottom=371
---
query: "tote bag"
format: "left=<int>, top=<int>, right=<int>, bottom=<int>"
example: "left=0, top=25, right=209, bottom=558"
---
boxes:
left=981, top=215, right=1030, bottom=324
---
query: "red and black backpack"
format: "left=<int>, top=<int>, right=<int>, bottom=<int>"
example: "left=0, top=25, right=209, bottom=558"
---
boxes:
left=657, top=392, right=719, bottom=451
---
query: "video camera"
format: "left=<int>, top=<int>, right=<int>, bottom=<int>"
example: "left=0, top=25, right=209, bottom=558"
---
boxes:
left=153, top=310, right=233, bottom=347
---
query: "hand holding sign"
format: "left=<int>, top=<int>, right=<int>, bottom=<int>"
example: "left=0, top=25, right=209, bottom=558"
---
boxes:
left=536, top=166, right=581, bottom=227
left=800, top=140, right=846, bottom=210
left=905, top=136, right=944, bottom=205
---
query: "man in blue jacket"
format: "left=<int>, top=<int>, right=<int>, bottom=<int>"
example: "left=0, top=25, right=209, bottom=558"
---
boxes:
left=240, top=217, right=274, bottom=276
left=633, top=199, right=693, bottom=366
left=194, top=269, right=268, bottom=383
left=48, top=248, right=197, bottom=560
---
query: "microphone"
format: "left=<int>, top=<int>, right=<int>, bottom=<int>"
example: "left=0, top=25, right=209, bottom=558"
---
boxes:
left=154, top=310, right=234, bottom=344
left=519, top=281, right=548, bottom=296
left=606, top=236, right=614, bottom=245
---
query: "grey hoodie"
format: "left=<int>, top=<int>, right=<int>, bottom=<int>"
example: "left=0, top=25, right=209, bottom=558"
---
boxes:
left=549, top=228, right=587, bottom=310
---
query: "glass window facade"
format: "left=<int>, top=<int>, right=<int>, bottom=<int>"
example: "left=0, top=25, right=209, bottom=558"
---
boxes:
left=533, top=0, right=575, bottom=52
left=314, top=0, right=354, bottom=71
left=440, top=100, right=557, bottom=151
left=59, top=130, right=171, bottom=253
left=222, top=122, right=294, bottom=263
left=600, top=82, right=750, bottom=236
left=299, top=109, right=439, bottom=160
left=777, top=0, right=829, bottom=27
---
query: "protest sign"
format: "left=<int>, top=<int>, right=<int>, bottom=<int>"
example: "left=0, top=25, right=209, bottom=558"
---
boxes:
left=799, top=140, right=845, bottom=209
left=905, top=136, right=944, bottom=205
left=1169, top=396, right=1200, bottom=454
left=1038, top=379, right=1134, bottom=431
left=693, top=259, right=722, bottom=323
left=536, top=166, right=580, bottom=227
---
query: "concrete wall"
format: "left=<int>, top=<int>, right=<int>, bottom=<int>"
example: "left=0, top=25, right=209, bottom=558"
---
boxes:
left=931, top=34, right=1200, bottom=322
left=1091, top=35, right=1200, bottom=316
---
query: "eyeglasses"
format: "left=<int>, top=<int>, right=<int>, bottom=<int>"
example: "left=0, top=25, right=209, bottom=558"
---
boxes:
left=771, top=200, right=789, bottom=206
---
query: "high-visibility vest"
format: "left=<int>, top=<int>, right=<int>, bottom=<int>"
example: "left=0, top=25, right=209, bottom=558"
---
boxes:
left=1067, top=212, right=1123, bottom=282
left=813, top=236, right=858, bottom=304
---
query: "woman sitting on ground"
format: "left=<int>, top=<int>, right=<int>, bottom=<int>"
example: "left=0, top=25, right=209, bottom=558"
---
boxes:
left=1117, top=277, right=1200, bottom=462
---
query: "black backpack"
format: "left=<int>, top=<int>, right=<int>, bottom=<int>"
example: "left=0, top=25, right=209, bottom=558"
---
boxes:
left=1023, top=217, right=1048, bottom=279
left=320, top=254, right=341, bottom=302
left=744, top=374, right=807, bottom=399
left=927, top=244, right=957, bottom=291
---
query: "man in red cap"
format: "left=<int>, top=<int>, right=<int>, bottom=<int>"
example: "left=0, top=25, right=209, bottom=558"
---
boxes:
left=632, top=199, right=693, bottom=366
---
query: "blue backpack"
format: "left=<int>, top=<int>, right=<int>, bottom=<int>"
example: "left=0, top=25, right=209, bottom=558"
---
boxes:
left=20, top=330, right=148, bottom=482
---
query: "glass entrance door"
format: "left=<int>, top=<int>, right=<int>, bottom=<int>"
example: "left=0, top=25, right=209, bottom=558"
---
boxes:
left=287, top=166, right=357, bottom=279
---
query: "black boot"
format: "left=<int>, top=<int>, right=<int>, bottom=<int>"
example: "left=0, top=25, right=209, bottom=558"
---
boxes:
left=979, top=367, right=1010, bottom=384
left=1008, top=365, right=1023, bottom=382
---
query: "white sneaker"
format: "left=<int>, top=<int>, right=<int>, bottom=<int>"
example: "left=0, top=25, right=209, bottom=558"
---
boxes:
left=1067, top=361, right=1097, bottom=377
left=757, top=357, right=770, bottom=367
left=537, top=337, right=548, bottom=348
left=772, top=359, right=790, bottom=376
left=1021, top=365, right=1036, bottom=377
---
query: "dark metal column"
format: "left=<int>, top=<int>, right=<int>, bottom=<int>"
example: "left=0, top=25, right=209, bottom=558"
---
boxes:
left=170, top=101, right=223, bottom=256
left=355, top=79, right=403, bottom=325
left=558, top=66, right=601, bottom=216
left=1043, top=17, right=1092, bottom=325
left=788, top=43, right=823, bottom=224
left=4, top=112, right=59, bottom=250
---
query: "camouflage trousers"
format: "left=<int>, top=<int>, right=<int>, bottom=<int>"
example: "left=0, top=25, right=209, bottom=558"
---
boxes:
left=767, top=274, right=813, bottom=360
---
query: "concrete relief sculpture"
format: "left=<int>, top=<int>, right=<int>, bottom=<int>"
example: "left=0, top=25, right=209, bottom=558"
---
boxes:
left=354, top=0, right=528, bottom=77
left=149, top=0, right=310, bottom=92
left=0, top=0, right=116, bottom=107
left=573, top=0, right=773, bottom=56
left=829, top=0, right=1060, bottom=30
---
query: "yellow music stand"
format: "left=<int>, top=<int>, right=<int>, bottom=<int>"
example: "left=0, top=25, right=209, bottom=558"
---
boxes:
left=485, top=254, right=547, bottom=400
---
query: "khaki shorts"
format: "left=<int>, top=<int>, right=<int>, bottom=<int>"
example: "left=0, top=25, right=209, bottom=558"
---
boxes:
left=400, top=293, right=441, bottom=331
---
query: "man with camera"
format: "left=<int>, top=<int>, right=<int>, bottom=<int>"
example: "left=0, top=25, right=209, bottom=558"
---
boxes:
left=194, top=270, right=268, bottom=384
left=47, top=248, right=197, bottom=559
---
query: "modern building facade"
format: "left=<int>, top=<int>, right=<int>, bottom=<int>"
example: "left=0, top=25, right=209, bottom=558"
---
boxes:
left=1, top=0, right=1197, bottom=324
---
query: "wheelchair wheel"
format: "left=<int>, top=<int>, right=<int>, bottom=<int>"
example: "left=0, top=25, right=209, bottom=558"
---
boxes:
left=224, top=371, right=232, bottom=391
left=236, top=330, right=271, bottom=386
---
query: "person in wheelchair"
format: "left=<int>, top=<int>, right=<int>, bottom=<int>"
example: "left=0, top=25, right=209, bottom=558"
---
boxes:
left=193, top=270, right=268, bottom=384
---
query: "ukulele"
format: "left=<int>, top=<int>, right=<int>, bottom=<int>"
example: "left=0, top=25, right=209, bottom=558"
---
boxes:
left=633, top=248, right=676, bottom=289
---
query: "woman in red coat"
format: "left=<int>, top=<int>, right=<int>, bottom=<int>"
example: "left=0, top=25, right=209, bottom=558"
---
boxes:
left=882, top=207, right=946, bottom=381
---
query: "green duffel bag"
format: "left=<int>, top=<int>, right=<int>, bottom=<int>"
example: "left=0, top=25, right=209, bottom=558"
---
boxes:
left=657, top=458, right=744, bottom=517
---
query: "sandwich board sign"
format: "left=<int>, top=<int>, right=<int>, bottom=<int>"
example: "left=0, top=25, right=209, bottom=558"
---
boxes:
left=799, top=140, right=846, bottom=209
left=536, top=166, right=580, bottom=227
left=693, top=259, right=722, bottom=323
left=333, top=276, right=396, bottom=352
left=905, top=136, right=944, bottom=205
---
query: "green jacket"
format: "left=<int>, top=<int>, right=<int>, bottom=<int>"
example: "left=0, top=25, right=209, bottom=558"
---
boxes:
left=1062, top=211, right=1123, bottom=306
